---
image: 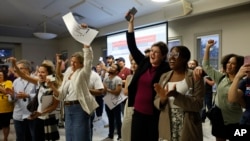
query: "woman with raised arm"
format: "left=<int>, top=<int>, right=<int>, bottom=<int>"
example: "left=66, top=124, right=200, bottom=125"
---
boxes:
left=9, top=60, right=37, bottom=141
left=53, top=23, right=98, bottom=141
left=202, top=39, right=244, bottom=141
left=9, top=57, right=60, bottom=141
left=126, top=14, right=170, bottom=141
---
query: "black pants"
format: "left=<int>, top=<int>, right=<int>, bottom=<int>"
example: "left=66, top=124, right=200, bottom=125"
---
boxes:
left=34, top=118, right=45, bottom=141
left=211, top=106, right=239, bottom=141
left=131, top=110, right=158, bottom=141
left=95, top=95, right=104, bottom=117
left=105, top=104, right=122, bottom=139
left=201, top=92, right=213, bottom=121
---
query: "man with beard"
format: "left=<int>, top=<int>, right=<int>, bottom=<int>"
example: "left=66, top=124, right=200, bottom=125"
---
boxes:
left=102, top=63, right=122, bottom=141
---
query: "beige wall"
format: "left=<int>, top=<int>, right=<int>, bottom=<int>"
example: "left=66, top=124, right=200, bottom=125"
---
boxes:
left=168, top=4, right=250, bottom=59
left=86, top=4, right=250, bottom=66
left=57, top=36, right=106, bottom=66
left=0, top=36, right=59, bottom=66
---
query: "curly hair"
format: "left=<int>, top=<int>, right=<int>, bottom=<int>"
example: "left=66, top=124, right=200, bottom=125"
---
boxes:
left=221, top=54, right=244, bottom=74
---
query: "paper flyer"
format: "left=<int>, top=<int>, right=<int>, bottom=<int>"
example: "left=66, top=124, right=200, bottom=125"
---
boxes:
left=41, top=95, right=53, bottom=111
left=62, top=12, right=99, bottom=46
left=103, top=93, right=127, bottom=110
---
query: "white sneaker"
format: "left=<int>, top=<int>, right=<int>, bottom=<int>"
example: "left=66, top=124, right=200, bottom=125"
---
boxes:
left=102, top=137, right=113, bottom=141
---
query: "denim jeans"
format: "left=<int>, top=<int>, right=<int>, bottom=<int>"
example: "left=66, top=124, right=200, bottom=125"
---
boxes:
left=65, top=104, right=91, bottom=141
left=14, top=119, right=36, bottom=141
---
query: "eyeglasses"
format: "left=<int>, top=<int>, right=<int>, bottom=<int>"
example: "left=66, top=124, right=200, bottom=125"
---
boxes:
left=168, top=52, right=179, bottom=59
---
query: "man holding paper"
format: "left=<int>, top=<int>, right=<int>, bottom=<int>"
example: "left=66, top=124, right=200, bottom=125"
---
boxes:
left=102, top=63, right=123, bottom=141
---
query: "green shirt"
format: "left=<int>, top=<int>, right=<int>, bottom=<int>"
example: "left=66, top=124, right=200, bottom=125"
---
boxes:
left=202, top=60, right=242, bottom=125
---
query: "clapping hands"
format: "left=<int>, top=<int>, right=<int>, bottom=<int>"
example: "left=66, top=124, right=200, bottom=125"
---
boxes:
left=154, top=83, right=178, bottom=104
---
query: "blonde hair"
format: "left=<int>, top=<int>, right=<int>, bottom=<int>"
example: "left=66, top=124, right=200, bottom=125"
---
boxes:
left=71, top=52, right=84, bottom=64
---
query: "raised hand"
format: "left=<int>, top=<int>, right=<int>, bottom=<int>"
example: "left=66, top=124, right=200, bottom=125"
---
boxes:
left=154, top=83, right=177, bottom=104
left=80, top=23, right=88, bottom=29
left=206, top=39, right=216, bottom=49
left=235, top=64, right=250, bottom=79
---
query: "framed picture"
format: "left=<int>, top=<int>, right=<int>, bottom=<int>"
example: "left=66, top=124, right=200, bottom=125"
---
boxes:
left=195, top=31, right=222, bottom=70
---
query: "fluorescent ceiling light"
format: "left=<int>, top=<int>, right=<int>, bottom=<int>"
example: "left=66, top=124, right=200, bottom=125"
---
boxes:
left=152, top=0, right=171, bottom=2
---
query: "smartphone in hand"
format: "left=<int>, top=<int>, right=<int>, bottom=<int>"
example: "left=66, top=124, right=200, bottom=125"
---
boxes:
left=125, top=7, right=137, bottom=21
left=244, top=55, right=250, bottom=64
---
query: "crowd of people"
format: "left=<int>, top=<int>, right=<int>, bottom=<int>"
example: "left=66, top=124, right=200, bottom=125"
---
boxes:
left=0, top=14, right=250, bottom=141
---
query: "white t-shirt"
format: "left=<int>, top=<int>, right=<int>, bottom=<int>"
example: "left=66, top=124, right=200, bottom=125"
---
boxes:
left=168, top=79, right=188, bottom=108
left=88, top=71, right=104, bottom=91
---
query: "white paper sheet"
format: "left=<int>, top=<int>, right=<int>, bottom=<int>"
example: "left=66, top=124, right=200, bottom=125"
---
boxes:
left=62, top=12, right=99, bottom=46
left=41, top=95, right=53, bottom=111
left=103, top=93, right=127, bottom=110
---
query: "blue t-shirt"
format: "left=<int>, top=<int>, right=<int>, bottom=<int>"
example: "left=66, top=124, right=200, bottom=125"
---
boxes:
left=239, top=78, right=250, bottom=125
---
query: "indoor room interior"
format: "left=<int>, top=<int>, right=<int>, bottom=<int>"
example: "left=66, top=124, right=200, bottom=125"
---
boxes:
left=1, top=0, right=250, bottom=141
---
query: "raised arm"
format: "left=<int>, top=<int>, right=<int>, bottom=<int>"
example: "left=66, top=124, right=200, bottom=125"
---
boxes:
left=203, top=40, right=216, bottom=62
left=202, top=40, right=224, bottom=83
left=55, top=54, right=64, bottom=81
left=126, top=14, right=145, bottom=65
left=127, top=13, right=134, bottom=33
left=9, top=57, right=38, bottom=84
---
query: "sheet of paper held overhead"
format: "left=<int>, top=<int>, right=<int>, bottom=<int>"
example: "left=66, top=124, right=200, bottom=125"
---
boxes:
left=62, top=12, right=99, bottom=46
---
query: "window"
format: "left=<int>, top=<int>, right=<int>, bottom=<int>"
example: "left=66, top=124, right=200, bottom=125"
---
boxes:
left=195, top=31, right=221, bottom=69
left=0, top=49, right=12, bottom=64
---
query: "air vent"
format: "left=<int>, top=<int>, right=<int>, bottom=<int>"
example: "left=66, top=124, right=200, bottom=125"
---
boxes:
left=72, top=12, right=85, bottom=21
